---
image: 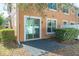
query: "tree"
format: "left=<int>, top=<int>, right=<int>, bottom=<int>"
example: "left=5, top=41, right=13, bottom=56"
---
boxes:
left=18, top=3, right=47, bottom=16
left=6, top=3, right=12, bottom=28
left=0, top=15, right=4, bottom=26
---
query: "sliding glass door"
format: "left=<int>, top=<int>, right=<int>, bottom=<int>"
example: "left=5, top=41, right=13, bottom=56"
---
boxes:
left=25, top=17, right=40, bottom=40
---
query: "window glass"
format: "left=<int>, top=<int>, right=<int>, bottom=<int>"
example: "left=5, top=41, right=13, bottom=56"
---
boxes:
left=63, top=22, right=67, bottom=25
left=71, top=23, right=74, bottom=25
left=47, top=19, right=56, bottom=33
left=78, top=13, right=79, bottom=16
left=63, top=5, right=69, bottom=13
left=47, top=20, right=51, bottom=32
left=48, top=3, right=57, bottom=10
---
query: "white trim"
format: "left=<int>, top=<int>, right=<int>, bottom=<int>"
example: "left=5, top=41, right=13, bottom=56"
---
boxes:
left=48, top=3, right=58, bottom=12
left=48, top=9, right=57, bottom=12
left=63, top=20, right=68, bottom=24
left=24, top=16, right=42, bottom=41
left=62, top=5, right=69, bottom=15
left=63, top=8, right=69, bottom=15
left=46, top=18, right=57, bottom=34
left=16, top=4, right=21, bottom=45
left=70, top=21, right=75, bottom=23
left=61, top=20, right=69, bottom=28
left=70, top=21, right=75, bottom=25
left=64, top=13, right=69, bottom=15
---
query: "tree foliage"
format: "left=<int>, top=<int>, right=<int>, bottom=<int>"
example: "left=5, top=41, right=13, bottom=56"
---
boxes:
left=18, top=3, right=47, bottom=13
left=34, top=3, right=47, bottom=11
left=18, top=3, right=73, bottom=13
left=18, top=3, right=47, bottom=10
left=0, top=15, right=4, bottom=26
left=7, top=3, right=12, bottom=14
left=17, top=3, right=79, bottom=16
left=7, top=3, right=12, bottom=28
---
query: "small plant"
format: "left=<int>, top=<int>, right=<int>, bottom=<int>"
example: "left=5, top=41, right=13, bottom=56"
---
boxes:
left=55, top=28, right=79, bottom=42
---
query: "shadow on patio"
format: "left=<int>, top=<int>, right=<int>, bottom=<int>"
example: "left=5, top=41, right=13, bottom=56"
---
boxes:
left=23, top=39, right=66, bottom=56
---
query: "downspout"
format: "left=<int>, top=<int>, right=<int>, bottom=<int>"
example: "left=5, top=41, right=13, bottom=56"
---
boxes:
left=16, top=4, right=21, bottom=48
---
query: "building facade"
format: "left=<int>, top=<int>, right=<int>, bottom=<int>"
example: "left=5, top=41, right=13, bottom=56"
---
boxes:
left=11, top=3, right=79, bottom=42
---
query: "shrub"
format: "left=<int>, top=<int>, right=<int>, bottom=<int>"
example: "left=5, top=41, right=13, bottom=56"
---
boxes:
left=0, top=29, right=15, bottom=42
left=55, top=28, right=79, bottom=42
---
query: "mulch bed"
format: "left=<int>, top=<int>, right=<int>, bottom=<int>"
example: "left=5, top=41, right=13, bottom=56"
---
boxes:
left=43, top=40, right=79, bottom=56
left=60, top=40, right=79, bottom=45
left=0, top=40, right=18, bottom=49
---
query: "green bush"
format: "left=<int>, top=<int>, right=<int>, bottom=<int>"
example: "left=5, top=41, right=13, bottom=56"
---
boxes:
left=0, top=29, right=15, bottom=42
left=55, top=28, right=79, bottom=42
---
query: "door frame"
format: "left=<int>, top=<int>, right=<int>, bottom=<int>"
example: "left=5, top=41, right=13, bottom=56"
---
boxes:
left=24, top=16, right=42, bottom=41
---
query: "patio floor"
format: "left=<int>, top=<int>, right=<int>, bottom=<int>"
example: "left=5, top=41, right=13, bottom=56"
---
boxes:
left=23, top=39, right=67, bottom=56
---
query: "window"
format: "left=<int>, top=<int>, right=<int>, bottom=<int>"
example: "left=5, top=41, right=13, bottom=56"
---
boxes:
left=63, top=5, right=69, bottom=13
left=48, top=3, right=57, bottom=10
left=63, top=20, right=68, bottom=25
left=70, top=22, right=75, bottom=25
left=47, top=19, right=56, bottom=34
left=63, top=22, right=68, bottom=25
left=70, top=23, right=74, bottom=25
left=78, top=13, right=79, bottom=16
left=71, top=7, right=75, bottom=13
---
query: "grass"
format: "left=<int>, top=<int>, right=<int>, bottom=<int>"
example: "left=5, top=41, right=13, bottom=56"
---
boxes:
left=0, top=43, right=31, bottom=56
left=0, top=43, right=11, bottom=55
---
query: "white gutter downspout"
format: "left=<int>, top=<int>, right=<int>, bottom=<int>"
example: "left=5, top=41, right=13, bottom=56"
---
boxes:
left=16, top=4, right=21, bottom=47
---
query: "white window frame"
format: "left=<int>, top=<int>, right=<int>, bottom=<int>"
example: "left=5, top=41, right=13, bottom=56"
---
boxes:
left=48, top=3, right=58, bottom=11
left=63, top=20, right=68, bottom=25
left=24, top=16, right=42, bottom=41
left=61, top=20, right=69, bottom=28
left=70, top=21, right=75, bottom=25
left=62, top=5, right=69, bottom=15
left=46, top=18, right=57, bottom=34
left=77, top=13, right=79, bottom=17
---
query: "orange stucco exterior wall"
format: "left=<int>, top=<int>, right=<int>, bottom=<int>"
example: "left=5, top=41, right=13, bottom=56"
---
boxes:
left=18, top=5, right=77, bottom=42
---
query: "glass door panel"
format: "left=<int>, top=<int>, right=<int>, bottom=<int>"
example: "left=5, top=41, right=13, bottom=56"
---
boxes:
left=34, top=19, right=40, bottom=38
left=26, top=17, right=40, bottom=40
left=26, top=18, right=34, bottom=39
left=47, top=20, right=51, bottom=32
left=51, top=20, right=56, bottom=32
